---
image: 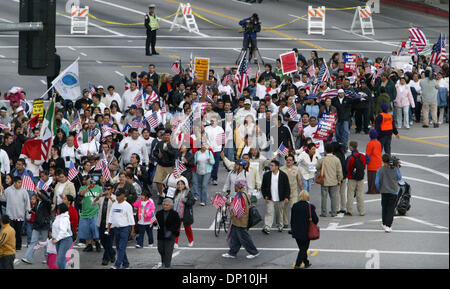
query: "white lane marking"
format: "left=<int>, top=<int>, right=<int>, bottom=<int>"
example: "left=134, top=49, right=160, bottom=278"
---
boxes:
left=114, top=71, right=124, bottom=77
left=0, top=17, right=13, bottom=23
left=67, top=46, right=76, bottom=51
left=412, top=195, right=449, bottom=205
left=325, top=222, right=339, bottom=230
left=401, top=160, right=449, bottom=180
left=232, top=0, right=252, bottom=5
left=398, top=216, right=448, bottom=230
left=12, top=0, right=19, bottom=3
left=59, top=13, right=125, bottom=37
left=288, top=14, right=308, bottom=21
left=336, top=222, right=364, bottom=229
left=331, top=25, right=398, bottom=47
left=124, top=247, right=449, bottom=256
left=392, top=153, right=449, bottom=158
left=96, top=60, right=102, bottom=64
left=80, top=52, right=87, bottom=56
left=0, top=55, right=5, bottom=58
left=402, top=176, right=449, bottom=188
left=262, top=56, right=276, bottom=61
left=152, top=249, right=181, bottom=269
left=40, top=80, right=47, bottom=85
left=93, top=0, right=209, bottom=38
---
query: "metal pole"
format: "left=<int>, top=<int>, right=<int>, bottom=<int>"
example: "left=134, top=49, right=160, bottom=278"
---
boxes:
left=0, top=22, right=43, bottom=32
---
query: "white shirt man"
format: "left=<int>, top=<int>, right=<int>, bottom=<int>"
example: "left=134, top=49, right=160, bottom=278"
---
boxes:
left=107, top=196, right=135, bottom=228
left=270, top=170, right=280, bottom=202
left=303, top=119, right=324, bottom=155
left=205, top=118, right=225, bottom=154
left=61, top=140, right=77, bottom=169
left=118, top=130, right=149, bottom=166
left=121, top=83, right=139, bottom=112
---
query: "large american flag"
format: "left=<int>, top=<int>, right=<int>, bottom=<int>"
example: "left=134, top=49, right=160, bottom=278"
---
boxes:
left=231, top=192, right=246, bottom=219
left=319, top=89, right=339, bottom=100
left=212, top=193, right=227, bottom=209
left=430, top=34, right=447, bottom=66
left=21, top=175, right=36, bottom=191
left=173, top=159, right=187, bottom=178
left=67, top=160, right=79, bottom=182
left=235, top=54, right=249, bottom=96
left=146, top=112, right=160, bottom=129
left=409, top=28, right=428, bottom=53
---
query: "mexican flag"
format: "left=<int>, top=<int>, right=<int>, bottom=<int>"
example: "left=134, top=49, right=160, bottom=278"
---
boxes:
left=40, top=98, right=56, bottom=141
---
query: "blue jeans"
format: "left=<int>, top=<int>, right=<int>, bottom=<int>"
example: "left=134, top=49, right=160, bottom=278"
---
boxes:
left=25, top=222, right=33, bottom=245
left=192, top=173, right=199, bottom=200
left=25, top=229, right=48, bottom=263
left=113, top=226, right=131, bottom=269
left=228, top=225, right=259, bottom=256
left=378, top=135, right=392, bottom=155
left=56, top=237, right=73, bottom=269
left=211, top=151, right=221, bottom=181
left=302, top=178, right=314, bottom=193
left=137, top=224, right=154, bottom=247
left=194, top=172, right=211, bottom=204
left=335, top=121, right=349, bottom=146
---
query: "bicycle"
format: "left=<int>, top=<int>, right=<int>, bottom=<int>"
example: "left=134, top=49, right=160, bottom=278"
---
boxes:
left=214, top=192, right=232, bottom=237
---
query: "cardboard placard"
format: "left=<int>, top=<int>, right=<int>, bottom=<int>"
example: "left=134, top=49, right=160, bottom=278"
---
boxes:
left=32, top=98, right=44, bottom=121
left=344, top=53, right=358, bottom=73
left=194, top=57, right=210, bottom=80
left=280, top=51, right=298, bottom=75
left=313, top=113, right=336, bottom=141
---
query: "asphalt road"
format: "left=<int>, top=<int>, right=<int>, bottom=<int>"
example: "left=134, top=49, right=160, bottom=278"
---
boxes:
left=1, top=0, right=448, bottom=269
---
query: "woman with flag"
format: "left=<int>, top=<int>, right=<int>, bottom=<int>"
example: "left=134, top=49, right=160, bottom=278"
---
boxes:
left=222, top=179, right=259, bottom=259
left=170, top=180, right=195, bottom=248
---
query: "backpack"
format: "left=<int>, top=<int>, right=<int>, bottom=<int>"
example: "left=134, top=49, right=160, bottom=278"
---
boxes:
left=351, top=154, right=365, bottom=180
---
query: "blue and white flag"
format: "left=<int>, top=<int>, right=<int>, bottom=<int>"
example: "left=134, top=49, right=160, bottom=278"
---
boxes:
left=51, top=58, right=81, bottom=101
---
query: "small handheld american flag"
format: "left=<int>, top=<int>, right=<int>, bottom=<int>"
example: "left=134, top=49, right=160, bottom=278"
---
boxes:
left=89, top=83, right=96, bottom=95
left=287, top=103, right=297, bottom=120
left=101, top=159, right=111, bottom=181
left=150, top=212, right=157, bottom=226
left=146, top=90, right=159, bottom=107
left=212, top=193, right=227, bottom=209
left=231, top=192, right=246, bottom=219
left=216, top=132, right=225, bottom=146
left=37, top=180, right=50, bottom=192
left=171, top=59, right=181, bottom=75
left=21, top=175, right=36, bottom=191
left=174, top=159, right=187, bottom=178
left=146, top=112, right=160, bottom=129
left=277, top=144, right=290, bottom=157
left=69, top=111, right=81, bottom=132
left=67, top=160, right=79, bottom=182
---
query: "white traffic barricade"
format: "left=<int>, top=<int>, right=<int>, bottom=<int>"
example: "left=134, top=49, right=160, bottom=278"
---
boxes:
left=170, top=3, right=199, bottom=34
left=351, top=6, right=374, bottom=35
left=307, top=6, right=326, bottom=35
left=70, top=6, right=89, bottom=35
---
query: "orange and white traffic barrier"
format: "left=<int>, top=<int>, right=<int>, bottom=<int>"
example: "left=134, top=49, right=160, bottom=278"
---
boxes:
left=170, top=3, right=199, bottom=34
left=71, top=6, right=89, bottom=34
left=351, top=6, right=375, bottom=35
left=307, top=6, right=326, bottom=35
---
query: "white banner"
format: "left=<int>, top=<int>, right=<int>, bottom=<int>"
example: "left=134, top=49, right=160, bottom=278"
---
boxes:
left=390, top=56, right=413, bottom=72
left=52, top=58, right=81, bottom=101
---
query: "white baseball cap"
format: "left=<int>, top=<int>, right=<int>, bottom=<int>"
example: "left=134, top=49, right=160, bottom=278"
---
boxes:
left=338, top=89, right=345, bottom=94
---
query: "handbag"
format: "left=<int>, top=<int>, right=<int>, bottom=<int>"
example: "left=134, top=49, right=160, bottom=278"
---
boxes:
left=307, top=203, right=320, bottom=240
left=314, top=161, right=325, bottom=185
left=244, top=194, right=262, bottom=229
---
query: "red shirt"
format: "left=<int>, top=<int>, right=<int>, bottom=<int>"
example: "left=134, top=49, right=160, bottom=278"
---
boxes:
left=68, top=205, right=79, bottom=233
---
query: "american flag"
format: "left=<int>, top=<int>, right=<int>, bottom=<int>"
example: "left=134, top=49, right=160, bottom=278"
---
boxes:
left=67, top=160, right=79, bottom=182
left=149, top=212, right=157, bottom=226
left=408, top=39, right=419, bottom=56
left=0, top=123, right=8, bottom=130
left=69, top=111, right=81, bottom=132
left=133, top=88, right=144, bottom=108
left=212, top=193, right=227, bottom=209
left=287, top=103, right=297, bottom=119
left=231, top=192, right=246, bottom=219
left=197, top=84, right=212, bottom=99
left=317, top=62, right=330, bottom=84
left=409, top=28, right=428, bottom=53
left=101, top=125, right=120, bottom=135
left=430, top=34, right=447, bottom=66
left=222, top=73, right=233, bottom=86
left=37, top=180, right=49, bottom=192
left=344, top=89, right=360, bottom=98
left=183, top=111, right=194, bottom=134
left=277, top=143, right=289, bottom=157
left=21, top=175, right=36, bottom=191
left=235, top=54, right=249, bottom=96
left=308, top=64, right=316, bottom=78
left=160, top=99, right=167, bottom=114
left=216, top=132, right=225, bottom=146
left=41, top=138, right=51, bottom=160
left=89, top=83, right=96, bottom=95
left=97, top=159, right=111, bottom=181
left=131, top=116, right=146, bottom=129
left=171, top=59, right=181, bottom=75
left=173, top=159, right=187, bottom=178
left=319, top=89, right=339, bottom=100
left=146, top=112, right=160, bottom=129
left=145, top=90, right=159, bottom=107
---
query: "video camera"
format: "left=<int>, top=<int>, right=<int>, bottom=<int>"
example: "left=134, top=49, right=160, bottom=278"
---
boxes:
left=241, top=13, right=261, bottom=34
left=388, top=156, right=401, bottom=168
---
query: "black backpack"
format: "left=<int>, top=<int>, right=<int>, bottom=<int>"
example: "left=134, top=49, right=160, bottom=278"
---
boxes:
left=351, top=154, right=365, bottom=180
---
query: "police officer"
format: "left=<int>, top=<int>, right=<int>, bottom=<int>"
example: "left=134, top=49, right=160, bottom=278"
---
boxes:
left=145, top=4, right=160, bottom=56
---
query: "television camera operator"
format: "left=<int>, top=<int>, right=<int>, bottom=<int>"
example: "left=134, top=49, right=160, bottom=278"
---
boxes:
left=239, top=13, right=261, bottom=64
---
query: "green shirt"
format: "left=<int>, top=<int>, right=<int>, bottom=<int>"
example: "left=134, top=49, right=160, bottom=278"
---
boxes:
left=79, top=185, right=102, bottom=219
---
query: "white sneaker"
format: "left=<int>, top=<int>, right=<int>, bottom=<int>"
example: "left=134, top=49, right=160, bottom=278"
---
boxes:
left=385, top=226, right=392, bottom=233
left=222, top=253, right=236, bottom=259
left=135, top=244, right=142, bottom=248
left=21, top=258, right=32, bottom=264
left=200, top=202, right=206, bottom=206
left=42, top=260, right=47, bottom=264
left=246, top=252, right=260, bottom=259
left=77, top=243, right=86, bottom=248
left=174, top=243, right=179, bottom=249
left=188, top=241, right=194, bottom=247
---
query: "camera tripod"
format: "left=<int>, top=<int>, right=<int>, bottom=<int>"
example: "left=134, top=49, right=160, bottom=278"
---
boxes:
left=235, top=35, right=265, bottom=66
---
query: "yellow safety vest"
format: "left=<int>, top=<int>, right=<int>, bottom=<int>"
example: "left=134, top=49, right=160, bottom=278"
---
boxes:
left=147, top=13, right=159, bottom=30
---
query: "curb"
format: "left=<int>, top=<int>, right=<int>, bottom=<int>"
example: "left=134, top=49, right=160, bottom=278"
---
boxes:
left=380, top=0, right=449, bottom=18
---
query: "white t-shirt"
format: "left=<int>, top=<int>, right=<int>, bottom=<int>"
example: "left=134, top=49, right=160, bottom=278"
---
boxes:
left=196, top=151, right=210, bottom=175
left=205, top=125, right=225, bottom=152
left=56, top=182, right=67, bottom=205
left=270, top=171, right=280, bottom=202
left=108, top=201, right=135, bottom=228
